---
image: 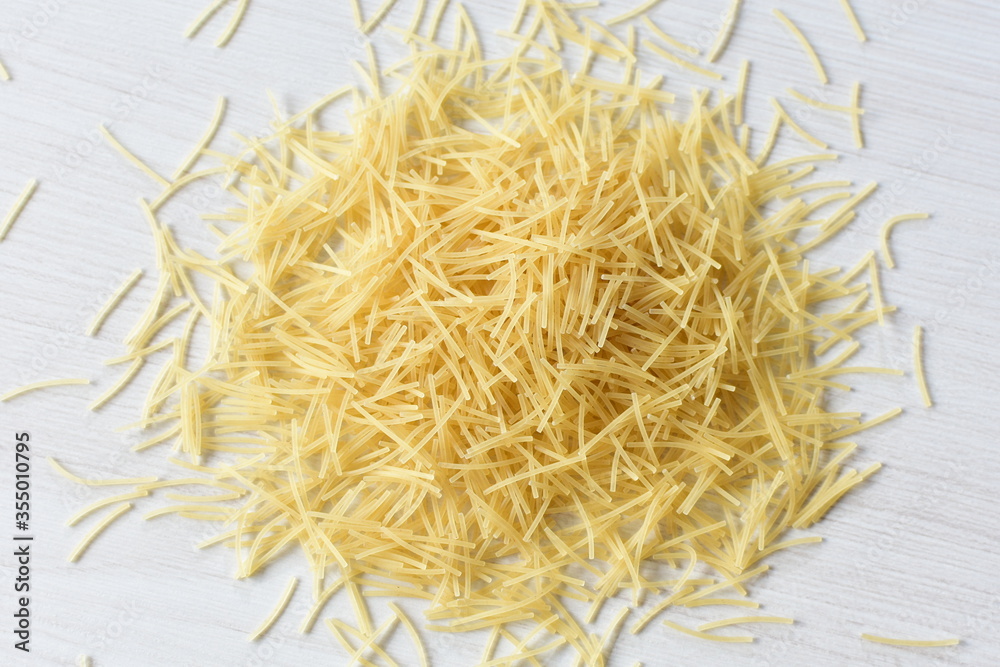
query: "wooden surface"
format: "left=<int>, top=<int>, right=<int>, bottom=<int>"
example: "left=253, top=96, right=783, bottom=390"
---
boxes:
left=1, top=1, right=998, bottom=665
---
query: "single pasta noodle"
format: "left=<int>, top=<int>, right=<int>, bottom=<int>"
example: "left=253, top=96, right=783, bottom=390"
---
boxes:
left=880, top=213, right=929, bottom=269
left=0, top=179, right=39, bottom=243
left=913, top=325, right=932, bottom=407
left=839, top=0, right=867, bottom=42
left=68, top=503, right=133, bottom=562
left=861, top=633, right=959, bottom=647
left=1, top=378, right=90, bottom=402
left=248, top=577, right=299, bottom=641
left=88, top=269, right=144, bottom=336
left=773, top=9, right=828, bottom=84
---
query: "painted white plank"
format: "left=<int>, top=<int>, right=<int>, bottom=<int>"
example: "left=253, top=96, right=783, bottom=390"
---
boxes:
left=0, top=1, right=997, bottom=665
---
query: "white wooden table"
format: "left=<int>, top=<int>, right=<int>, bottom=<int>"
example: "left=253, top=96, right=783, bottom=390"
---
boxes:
left=1, top=1, right=998, bottom=665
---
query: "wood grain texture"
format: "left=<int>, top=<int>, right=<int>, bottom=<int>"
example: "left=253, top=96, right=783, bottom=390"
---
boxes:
left=1, top=1, right=998, bottom=665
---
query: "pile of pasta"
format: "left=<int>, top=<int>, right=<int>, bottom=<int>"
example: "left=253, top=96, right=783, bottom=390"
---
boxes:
left=77, top=1, right=913, bottom=663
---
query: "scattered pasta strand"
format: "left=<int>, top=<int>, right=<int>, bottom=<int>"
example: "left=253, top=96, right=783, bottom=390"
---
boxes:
left=88, top=359, right=145, bottom=411
left=735, top=60, right=749, bottom=125
left=663, top=620, right=753, bottom=643
left=609, top=0, right=666, bottom=27
left=0, top=179, right=39, bottom=243
left=408, top=0, right=427, bottom=35
left=707, top=0, right=743, bottom=62
left=362, top=0, right=399, bottom=33
left=771, top=98, right=828, bottom=149
left=773, top=9, right=828, bottom=84
left=641, top=16, right=699, bottom=56
left=683, top=598, right=760, bottom=609
left=1, top=378, right=90, bottom=402
left=861, top=634, right=959, bottom=647
left=349, top=0, right=364, bottom=30
left=104, top=337, right=175, bottom=366
left=594, top=607, right=630, bottom=664
left=788, top=88, right=864, bottom=115
left=755, top=113, right=782, bottom=164
left=345, top=614, right=399, bottom=665
left=839, top=0, right=867, bottom=42
left=68, top=503, right=134, bottom=562
left=327, top=619, right=400, bottom=667
left=48, top=457, right=158, bottom=487
left=851, top=82, right=864, bottom=148
left=868, top=254, right=885, bottom=325
left=643, top=40, right=722, bottom=80
left=87, top=269, right=144, bottom=336
left=173, top=97, right=228, bottom=180
left=880, top=213, right=929, bottom=269
left=185, top=0, right=230, bottom=38
left=215, top=0, right=249, bottom=48
left=426, top=0, right=450, bottom=41
left=67, top=490, right=150, bottom=527
left=248, top=577, right=299, bottom=641
left=697, top=615, right=794, bottom=631
left=913, top=326, right=932, bottom=407
left=388, top=603, right=429, bottom=667
left=100, top=126, right=170, bottom=187
left=299, top=579, right=345, bottom=634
